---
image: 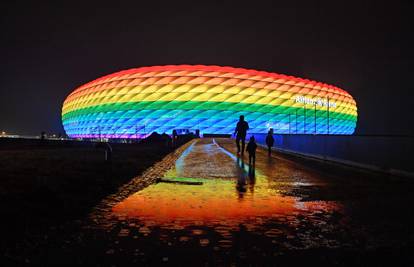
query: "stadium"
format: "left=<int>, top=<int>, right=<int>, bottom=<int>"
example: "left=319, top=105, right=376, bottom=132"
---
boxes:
left=61, top=65, right=357, bottom=138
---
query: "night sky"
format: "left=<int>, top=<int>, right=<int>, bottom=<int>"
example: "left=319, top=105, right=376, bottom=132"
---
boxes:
left=1, top=1, right=413, bottom=136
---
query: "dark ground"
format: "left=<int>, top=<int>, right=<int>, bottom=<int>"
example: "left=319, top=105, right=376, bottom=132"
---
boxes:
left=1, top=137, right=414, bottom=266
left=0, top=136, right=192, bottom=262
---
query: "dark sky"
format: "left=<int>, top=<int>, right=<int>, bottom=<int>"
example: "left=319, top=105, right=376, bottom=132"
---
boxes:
left=1, top=1, right=413, bottom=136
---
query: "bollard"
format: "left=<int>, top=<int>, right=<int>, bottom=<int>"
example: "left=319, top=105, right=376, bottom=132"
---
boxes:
left=104, top=143, right=112, bottom=162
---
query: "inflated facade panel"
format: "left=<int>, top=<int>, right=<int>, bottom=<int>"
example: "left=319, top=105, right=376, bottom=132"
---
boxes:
left=62, top=65, right=357, bottom=138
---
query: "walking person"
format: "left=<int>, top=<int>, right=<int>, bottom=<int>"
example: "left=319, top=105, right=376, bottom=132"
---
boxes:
left=234, top=115, right=249, bottom=154
left=172, top=129, right=178, bottom=148
left=246, top=136, right=257, bottom=166
left=265, top=128, right=274, bottom=156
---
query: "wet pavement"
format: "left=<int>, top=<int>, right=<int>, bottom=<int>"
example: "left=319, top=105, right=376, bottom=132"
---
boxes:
left=111, top=139, right=343, bottom=249
left=27, top=138, right=414, bottom=266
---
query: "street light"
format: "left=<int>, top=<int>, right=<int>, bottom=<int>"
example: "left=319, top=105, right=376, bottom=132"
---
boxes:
left=288, top=113, right=291, bottom=134
left=327, top=96, right=330, bottom=135
left=295, top=110, right=298, bottom=134
left=304, top=103, right=306, bottom=134
left=314, top=101, right=317, bottom=135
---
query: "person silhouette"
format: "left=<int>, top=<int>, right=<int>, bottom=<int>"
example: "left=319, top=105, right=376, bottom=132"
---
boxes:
left=265, top=128, right=274, bottom=156
left=234, top=115, right=249, bottom=154
left=246, top=135, right=257, bottom=166
left=172, top=129, right=178, bottom=147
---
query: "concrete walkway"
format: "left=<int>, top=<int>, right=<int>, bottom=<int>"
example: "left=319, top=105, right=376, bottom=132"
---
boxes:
left=28, top=138, right=414, bottom=266
left=112, top=138, right=338, bottom=228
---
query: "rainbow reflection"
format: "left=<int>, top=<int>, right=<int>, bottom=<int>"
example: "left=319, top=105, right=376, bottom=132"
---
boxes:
left=112, top=176, right=337, bottom=225
left=112, top=139, right=341, bottom=229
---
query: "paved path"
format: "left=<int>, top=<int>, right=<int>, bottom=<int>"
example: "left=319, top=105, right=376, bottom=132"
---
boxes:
left=29, top=138, right=414, bottom=266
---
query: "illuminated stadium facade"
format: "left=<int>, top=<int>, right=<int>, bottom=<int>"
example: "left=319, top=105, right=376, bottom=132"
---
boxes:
left=62, top=65, right=357, bottom=138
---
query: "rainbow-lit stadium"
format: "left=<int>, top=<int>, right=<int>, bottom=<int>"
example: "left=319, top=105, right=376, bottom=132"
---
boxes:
left=62, top=65, right=357, bottom=138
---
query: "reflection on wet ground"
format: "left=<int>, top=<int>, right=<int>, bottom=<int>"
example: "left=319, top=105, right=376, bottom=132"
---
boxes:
left=13, top=139, right=414, bottom=266
left=110, top=138, right=346, bottom=253
left=26, top=138, right=414, bottom=265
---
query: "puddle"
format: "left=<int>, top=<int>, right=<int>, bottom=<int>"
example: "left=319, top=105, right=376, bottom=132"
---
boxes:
left=111, top=138, right=343, bottom=249
left=113, top=177, right=337, bottom=225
